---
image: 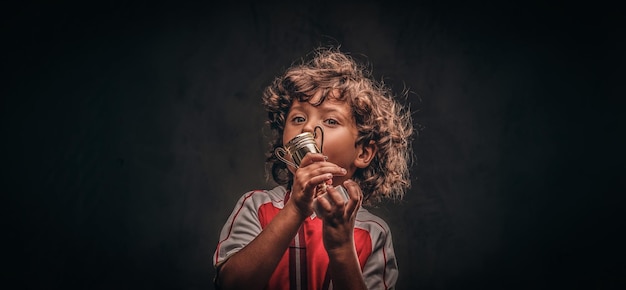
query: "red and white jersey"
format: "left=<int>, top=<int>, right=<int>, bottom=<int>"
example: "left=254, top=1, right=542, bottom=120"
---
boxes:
left=214, top=186, right=398, bottom=290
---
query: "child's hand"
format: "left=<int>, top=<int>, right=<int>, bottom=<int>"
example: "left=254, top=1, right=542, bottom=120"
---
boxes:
left=289, top=153, right=347, bottom=218
left=316, top=180, right=362, bottom=253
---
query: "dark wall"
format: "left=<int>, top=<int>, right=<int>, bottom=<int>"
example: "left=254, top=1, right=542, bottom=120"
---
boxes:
left=4, top=1, right=624, bottom=289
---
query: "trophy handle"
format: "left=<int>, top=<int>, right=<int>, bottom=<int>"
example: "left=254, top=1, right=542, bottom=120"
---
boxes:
left=274, top=147, right=298, bottom=169
left=314, top=125, right=325, bottom=153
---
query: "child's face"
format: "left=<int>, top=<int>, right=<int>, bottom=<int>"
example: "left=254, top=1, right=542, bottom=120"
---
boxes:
left=283, top=94, right=362, bottom=185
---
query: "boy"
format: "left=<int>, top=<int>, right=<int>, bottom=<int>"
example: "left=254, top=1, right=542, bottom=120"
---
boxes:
left=213, top=48, right=413, bottom=289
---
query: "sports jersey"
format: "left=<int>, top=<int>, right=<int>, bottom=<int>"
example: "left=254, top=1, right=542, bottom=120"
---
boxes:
left=213, top=185, right=398, bottom=290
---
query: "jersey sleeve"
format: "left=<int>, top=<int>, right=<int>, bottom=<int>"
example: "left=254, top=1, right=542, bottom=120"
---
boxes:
left=361, top=220, right=399, bottom=290
left=213, top=191, right=264, bottom=268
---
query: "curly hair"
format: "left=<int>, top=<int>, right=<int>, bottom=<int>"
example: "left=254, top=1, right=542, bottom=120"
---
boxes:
left=262, top=48, right=414, bottom=205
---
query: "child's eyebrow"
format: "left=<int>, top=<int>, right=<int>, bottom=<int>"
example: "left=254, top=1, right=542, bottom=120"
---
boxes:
left=317, top=104, right=348, bottom=115
left=319, top=108, right=342, bottom=114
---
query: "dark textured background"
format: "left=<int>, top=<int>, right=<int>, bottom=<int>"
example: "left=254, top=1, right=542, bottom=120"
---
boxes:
left=3, top=1, right=624, bottom=289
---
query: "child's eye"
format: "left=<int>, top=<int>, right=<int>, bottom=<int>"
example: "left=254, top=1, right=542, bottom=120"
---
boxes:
left=324, top=118, right=339, bottom=126
left=292, top=116, right=306, bottom=123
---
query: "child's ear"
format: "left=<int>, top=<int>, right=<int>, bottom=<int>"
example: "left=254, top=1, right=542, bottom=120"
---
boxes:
left=355, top=141, right=378, bottom=168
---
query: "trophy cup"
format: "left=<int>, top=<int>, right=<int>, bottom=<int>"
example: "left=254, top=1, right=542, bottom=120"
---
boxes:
left=274, top=126, right=349, bottom=217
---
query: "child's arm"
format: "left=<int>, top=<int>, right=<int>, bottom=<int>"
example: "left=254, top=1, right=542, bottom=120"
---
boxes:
left=216, top=195, right=306, bottom=289
left=216, top=153, right=346, bottom=290
left=316, top=180, right=369, bottom=290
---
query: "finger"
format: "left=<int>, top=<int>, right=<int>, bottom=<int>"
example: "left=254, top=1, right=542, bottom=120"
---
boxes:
left=299, top=153, right=328, bottom=167
left=334, top=185, right=350, bottom=203
left=307, top=165, right=347, bottom=178
left=295, top=163, right=346, bottom=183
left=342, top=180, right=362, bottom=216
left=314, top=193, right=333, bottom=214
left=326, top=185, right=347, bottom=208
left=304, top=173, right=334, bottom=192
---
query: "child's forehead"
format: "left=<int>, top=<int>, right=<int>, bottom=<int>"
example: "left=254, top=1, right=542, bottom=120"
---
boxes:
left=287, top=88, right=356, bottom=117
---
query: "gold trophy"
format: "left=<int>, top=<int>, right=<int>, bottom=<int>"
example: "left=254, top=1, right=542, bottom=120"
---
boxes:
left=274, top=131, right=322, bottom=169
left=274, top=126, right=349, bottom=217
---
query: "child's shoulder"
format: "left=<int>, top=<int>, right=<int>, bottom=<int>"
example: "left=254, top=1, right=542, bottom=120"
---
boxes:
left=355, top=207, right=393, bottom=236
left=237, top=185, right=288, bottom=206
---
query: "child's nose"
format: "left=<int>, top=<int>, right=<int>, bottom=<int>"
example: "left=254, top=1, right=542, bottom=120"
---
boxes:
left=301, top=121, right=318, bottom=134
